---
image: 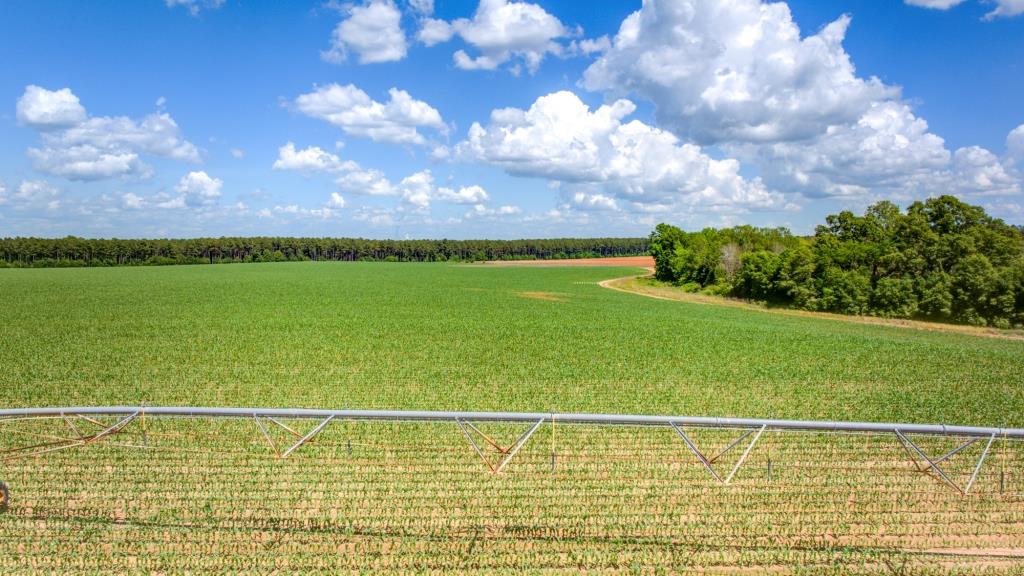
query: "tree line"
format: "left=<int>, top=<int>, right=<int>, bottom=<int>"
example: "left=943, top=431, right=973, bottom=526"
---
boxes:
left=0, top=236, right=648, bottom=267
left=650, top=196, right=1024, bottom=328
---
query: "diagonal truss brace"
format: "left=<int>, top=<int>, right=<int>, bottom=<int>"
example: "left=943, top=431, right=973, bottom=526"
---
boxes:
left=457, top=418, right=545, bottom=474
left=1, top=412, right=139, bottom=462
left=281, top=416, right=334, bottom=458
left=671, top=423, right=766, bottom=485
left=895, top=430, right=995, bottom=495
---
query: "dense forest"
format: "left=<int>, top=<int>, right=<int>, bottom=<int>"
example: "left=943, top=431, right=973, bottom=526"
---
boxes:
left=650, top=196, right=1024, bottom=328
left=0, top=236, right=648, bottom=267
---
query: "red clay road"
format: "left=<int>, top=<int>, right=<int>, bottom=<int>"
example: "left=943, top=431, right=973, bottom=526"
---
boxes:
left=483, top=256, right=654, bottom=268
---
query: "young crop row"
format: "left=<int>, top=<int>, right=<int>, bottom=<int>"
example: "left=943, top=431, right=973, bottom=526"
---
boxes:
left=1, top=417, right=1022, bottom=573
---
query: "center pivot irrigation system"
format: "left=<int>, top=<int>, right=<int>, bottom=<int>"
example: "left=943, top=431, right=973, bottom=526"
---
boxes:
left=1, top=406, right=1023, bottom=505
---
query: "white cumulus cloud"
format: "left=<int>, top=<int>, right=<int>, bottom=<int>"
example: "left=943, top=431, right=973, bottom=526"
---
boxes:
left=580, top=0, right=1022, bottom=206
left=293, top=83, right=446, bottom=146
left=905, top=0, right=1024, bottom=19
left=583, top=1, right=896, bottom=145
left=424, top=0, right=571, bottom=73
left=166, top=0, right=226, bottom=16
left=459, top=90, right=780, bottom=212
left=1008, top=124, right=1024, bottom=165
left=273, top=142, right=356, bottom=173
left=159, top=170, right=222, bottom=209
left=323, top=0, right=408, bottom=64
left=17, top=85, right=87, bottom=129
left=18, top=86, right=200, bottom=181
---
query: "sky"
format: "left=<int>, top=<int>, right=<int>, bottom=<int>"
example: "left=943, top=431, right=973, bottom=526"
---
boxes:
left=1, top=0, right=1022, bottom=240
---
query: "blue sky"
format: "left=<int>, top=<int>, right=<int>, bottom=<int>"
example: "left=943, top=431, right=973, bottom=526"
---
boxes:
left=1, top=0, right=1022, bottom=239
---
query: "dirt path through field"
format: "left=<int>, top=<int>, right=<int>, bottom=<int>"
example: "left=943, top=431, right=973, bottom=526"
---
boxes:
left=480, top=255, right=1022, bottom=339
left=601, top=273, right=1024, bottom=341
left=483, top=255, right=655, bottom=268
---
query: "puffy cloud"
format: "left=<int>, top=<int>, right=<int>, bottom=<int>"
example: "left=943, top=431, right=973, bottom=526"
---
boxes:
left=327, top=192, right=346, bottom=209
left=418, top=18, right=455, bottom=46
left=335, top=165, right=399, bottom=196
left=905, top=0, right=966, bottom=8
left=15, top=180, right=59, bottom=203
left=569, top=36, right=611, bottom=56
left=272, top=142, right=355, bottom=173
left=165, top=0, right=225, bottom=15
left=230, top=148, right=245, bottom=159
left=159, top=171, right=222, bottom=209
left=950, top=146, right=1020, bottom=196
left=293, top=84, right=446, bottom=146
left=268, top=197, right=344, bottom=219
left=984, top=0, right=1024, bottom=19
left=436, top=184, right=489, bottom=204
left=323, top=0, right=408, bottom=64
left=425, top=0, right=570, bottom=73
left=745, top=103, right=1021, bottom=199
left=583, top=1, right=895, bottom=145
left=325, top=160, right=490, bottom=211
left=398, top=170, right=434, bottom=209
left=17, top=86, right=87, bottom=128
left=1008, top=124, right=1024, bottom=165
left=0, top=180, right=61, bottom=212
left=581, top=1, right=1022, bottom=206
left=565, top=191, right=618, bottom=211
left=744, top=101, right=950, bottom=197
left=19, top=86, right=200, bottom=181
left=465, top=204, right=522, bottom=218
left=407, top=0, right=434, bottom=14
left=122, top=192, right=145, bottom=210
left=459, top=91, right=780, bottom=212
left=905, top=0, right=1024, bottom=19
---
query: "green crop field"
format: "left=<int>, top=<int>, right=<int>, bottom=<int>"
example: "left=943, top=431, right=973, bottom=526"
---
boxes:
left=2, top=262, right=1024, bottom=573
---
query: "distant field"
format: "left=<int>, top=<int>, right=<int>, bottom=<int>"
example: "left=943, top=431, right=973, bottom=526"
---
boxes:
left=1, top=261, right=1021, bottom=423
left=1, top=262, right=1023, bottom=573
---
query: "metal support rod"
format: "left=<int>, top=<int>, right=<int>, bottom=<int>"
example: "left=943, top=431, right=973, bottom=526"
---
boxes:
left=1, top=412, right=138, bottom=462
left=725, top=425, right=766, bottom=485
left=253, top=416, right=279, bottom=457
left=463, top=421, right=507, bottom=453
left=895, top=431, right=925, bottom=472
left=708, top=428, right=755, bottom=464
left=457, top=419, right=494, bottom=473
left=670, top=422, right=722, bottom=482
left=933, top=438, right=980, bottom=465
left=0, top=407, right=1021, bottom=439
left=267, top=417, right=302, bottom=438
left=965, top=434, right=996, bottom=494
left=281, top=416, right=334, bottom=458
left=494, top=419, right=544, bottom=474
left=895, top=429, right=963, bottom=494
left=62, top=414, right=82, bottom=438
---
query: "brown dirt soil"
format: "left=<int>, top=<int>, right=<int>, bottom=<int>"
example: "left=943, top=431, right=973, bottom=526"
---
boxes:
left=515, top=291, right=567, bottom=302
left=484, top=256, right=655, bottom=268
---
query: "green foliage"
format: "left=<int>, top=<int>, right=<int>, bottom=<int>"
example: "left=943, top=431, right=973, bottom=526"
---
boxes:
left=1, top=262, right=1023, bottom=572
left=0, top=236, right=649, bottom=267
left=650, top=196, right=1024, bottom=327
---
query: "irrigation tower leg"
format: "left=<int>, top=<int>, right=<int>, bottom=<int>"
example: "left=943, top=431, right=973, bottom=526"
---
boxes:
left=965, top=434, right=996, bottom=494
left=894, top=430, right=993, bottom=495
left=670, top=423, right=766, bottom=484
left=457, top=418, right=545, bottom=474
left=253, top=415, right=280, bottom=457
left=281, top=416, right=334, bottom=458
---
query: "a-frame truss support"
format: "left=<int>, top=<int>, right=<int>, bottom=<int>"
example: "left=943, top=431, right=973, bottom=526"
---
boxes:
left=895, top=429, right=995, bottom=495
left=254, top=415, right=334, bottom=459
left=671, top=422, right=766, bottom=485
left=0, top=412, right=139, bottom=462
left=457, top=418, right=545, bottom=474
